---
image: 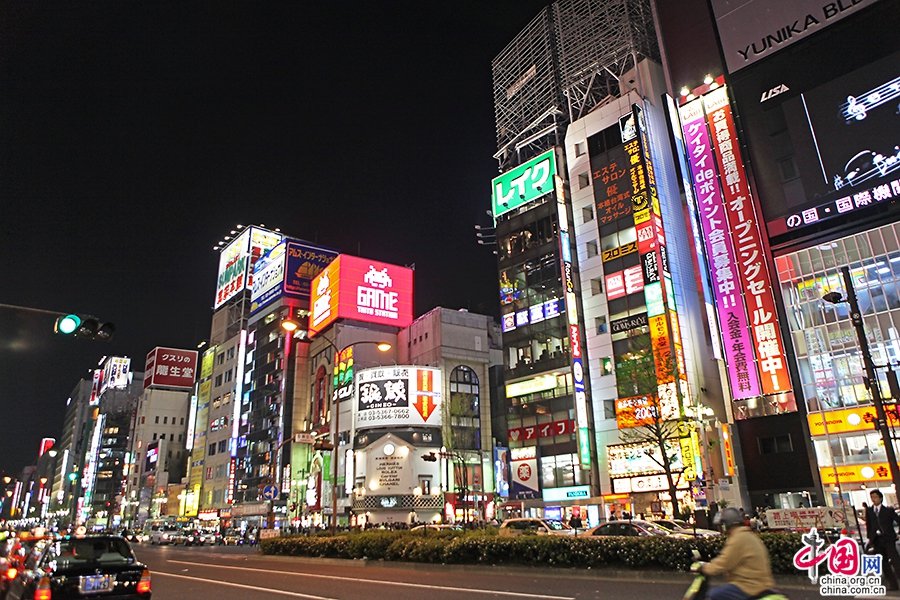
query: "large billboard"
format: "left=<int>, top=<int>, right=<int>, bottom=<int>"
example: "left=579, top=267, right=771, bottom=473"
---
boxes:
left=309, top=254, right=414, bottom=336
left=214, top=226, right=283, bottom=309
left=99, top=356, right=131, bottom=395
left=491, top=148, right=558, bottom=218
left=354, top=366, right=441, bottom=431
left=738, top=49, right=900, bottom=237
left=250, top=240, right=339, bottom=314
left=710, top=0, right=880, bottom=73
left=144, top=347, right=199, bottom=390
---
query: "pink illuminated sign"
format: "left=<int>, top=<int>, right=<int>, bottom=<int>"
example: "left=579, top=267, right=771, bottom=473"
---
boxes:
left=680, top=99, right=761, bottom=400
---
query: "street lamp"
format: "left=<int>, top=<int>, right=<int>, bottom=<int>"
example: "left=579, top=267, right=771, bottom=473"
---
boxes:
left=313, top=336, right=392, bottom=534
left=823, top=265, right=900, bottom=494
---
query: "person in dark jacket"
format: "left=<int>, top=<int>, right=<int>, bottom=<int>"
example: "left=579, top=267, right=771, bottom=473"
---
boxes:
left=865, top=489, right=900, bottom=590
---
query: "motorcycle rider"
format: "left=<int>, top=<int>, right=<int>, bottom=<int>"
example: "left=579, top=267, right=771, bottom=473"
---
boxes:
left=694, top=507, right=776, bottom=600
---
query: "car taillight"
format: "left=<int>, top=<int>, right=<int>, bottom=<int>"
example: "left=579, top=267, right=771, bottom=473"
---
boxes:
left=162, top=534, right=169, bottom=540
left=137, top=569, right=151, bottom=594
left=34, top=576, right=51, bottom=600
left=6, top=567, right=17, bottom=580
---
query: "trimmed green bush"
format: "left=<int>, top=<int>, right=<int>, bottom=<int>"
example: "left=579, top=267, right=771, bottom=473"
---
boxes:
left=259, top=530, right=803, bottom=574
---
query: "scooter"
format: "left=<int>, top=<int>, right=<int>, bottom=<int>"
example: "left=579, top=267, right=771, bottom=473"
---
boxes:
left=685, top=550, right=790, bottom=600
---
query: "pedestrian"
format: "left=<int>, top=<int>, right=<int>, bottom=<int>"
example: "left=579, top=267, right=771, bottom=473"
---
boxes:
left=865, top=489, right=900, bottom=591
left=568, top=514, right=583, bottom=530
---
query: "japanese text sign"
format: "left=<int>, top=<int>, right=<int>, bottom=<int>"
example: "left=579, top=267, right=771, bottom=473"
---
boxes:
left=144, top=347, right=199, bottom=390
left=492, top=148, right=558, bottom=218
left=679, top=99, right=761, bottom=399
left=704, top=87, right=790, bottom=396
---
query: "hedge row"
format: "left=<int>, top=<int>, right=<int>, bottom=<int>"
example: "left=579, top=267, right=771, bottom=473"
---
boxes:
left=258, top=530, right=804, bottom=574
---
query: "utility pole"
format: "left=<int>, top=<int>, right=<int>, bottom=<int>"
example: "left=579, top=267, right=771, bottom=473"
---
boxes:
left=827, top=266, right=900, bottom=494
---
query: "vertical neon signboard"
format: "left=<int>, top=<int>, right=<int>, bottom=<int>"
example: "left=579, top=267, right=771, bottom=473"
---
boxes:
left=556, top=174, right=592, bottom=469
left=703, top=86, right=791, bottom=396
left=679, top=99, right=761, bottom=399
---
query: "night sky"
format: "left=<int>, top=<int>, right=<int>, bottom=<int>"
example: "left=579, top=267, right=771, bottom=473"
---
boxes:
left=0, top=1, right=552, bottom=475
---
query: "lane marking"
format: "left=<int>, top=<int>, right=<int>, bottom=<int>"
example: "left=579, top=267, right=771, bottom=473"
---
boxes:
left=168, top=559, right=575, bottom=599
left=154, top=570, right=337, bottom=600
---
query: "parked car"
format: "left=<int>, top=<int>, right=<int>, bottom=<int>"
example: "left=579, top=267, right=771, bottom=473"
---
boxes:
left=652, top=519, right=719, bottom=538
left=585, top=520, right=692, bottom=538
left=410, top=524, right=462, bottom=532
left=6, top=535, right=151, bottom=600
left=149, top=524, right=180, bottom=545
left=498, top=518, right=575, bottom=537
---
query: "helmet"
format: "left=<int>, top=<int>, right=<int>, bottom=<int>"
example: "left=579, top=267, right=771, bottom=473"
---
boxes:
left=713, top=507, right=744, bottom=530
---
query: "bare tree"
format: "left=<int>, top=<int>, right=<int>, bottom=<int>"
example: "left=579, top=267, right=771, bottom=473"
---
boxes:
left=615, top=335, right=684, bottom=518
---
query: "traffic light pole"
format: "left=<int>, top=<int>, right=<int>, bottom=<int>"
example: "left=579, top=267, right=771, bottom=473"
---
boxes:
left=840, top=266, right=900, bottom=494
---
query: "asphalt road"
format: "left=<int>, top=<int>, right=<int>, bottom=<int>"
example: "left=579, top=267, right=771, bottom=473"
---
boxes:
left=132, top=542, right=848, bottom=600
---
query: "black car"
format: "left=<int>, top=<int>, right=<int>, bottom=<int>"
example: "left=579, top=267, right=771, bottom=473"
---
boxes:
left=7, top=535, right=151, bottom=600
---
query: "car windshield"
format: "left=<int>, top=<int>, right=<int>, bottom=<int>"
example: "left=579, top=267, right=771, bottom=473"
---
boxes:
left=544, top=520, right=571, bottom=531
left=44, top=538, right=134, bottom=568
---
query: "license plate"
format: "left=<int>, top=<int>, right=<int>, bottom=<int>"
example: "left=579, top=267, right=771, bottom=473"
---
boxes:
left=79, top=574, right=114, bottom=594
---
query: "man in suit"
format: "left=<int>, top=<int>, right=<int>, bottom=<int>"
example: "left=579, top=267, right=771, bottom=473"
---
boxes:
left=865, top=489, right=900, bottom=590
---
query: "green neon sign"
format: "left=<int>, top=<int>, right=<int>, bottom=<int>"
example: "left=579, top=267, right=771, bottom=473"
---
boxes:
left=491, top=148, right=557, bottom=217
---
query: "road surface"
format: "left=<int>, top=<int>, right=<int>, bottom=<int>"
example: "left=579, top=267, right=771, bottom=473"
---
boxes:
left=133, top=542, right=847, bottom=600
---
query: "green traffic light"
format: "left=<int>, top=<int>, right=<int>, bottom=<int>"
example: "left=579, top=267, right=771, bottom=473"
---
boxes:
left=56, top=314, right=82, bottom=335
left=67, top=472, right=78, bottom=482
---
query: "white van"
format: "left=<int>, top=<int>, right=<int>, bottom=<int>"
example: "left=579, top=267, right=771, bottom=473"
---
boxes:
left=149, top=522, right=181, bottom=545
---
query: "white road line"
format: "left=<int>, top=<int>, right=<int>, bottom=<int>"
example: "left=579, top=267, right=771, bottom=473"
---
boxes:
left=154, top=570, right=338, bottom=600
left=168, top=559, right=575, bottom=600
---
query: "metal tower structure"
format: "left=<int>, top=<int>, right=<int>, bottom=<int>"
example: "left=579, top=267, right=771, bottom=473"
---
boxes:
left=492, top=0, right=660, bottom=173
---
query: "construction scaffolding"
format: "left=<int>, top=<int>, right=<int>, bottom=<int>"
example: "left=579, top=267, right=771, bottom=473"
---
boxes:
left=492, top=0, right=660, bottom=173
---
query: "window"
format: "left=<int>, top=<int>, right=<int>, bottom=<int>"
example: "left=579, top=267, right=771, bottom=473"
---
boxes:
left=155, top=416, right=159, bottom=424
left=208, top=443, right=216, bottom=456
left=758, top=435, right=793, bottom=454
left=216, top=353, right=224, bottom=366
left=206, top=467, right=212, bottom=480
left=586, top=241, right=598, bottom=258
left=180, top=417, right=184, bottom=425
left=600, top=357, right=614, bottom=376
left=578, top=172, right=591, bottom=190
left=590, top=277, right=603, bottom=295
left=224, top=369, right=233, bottom=383
left=141, top=416, right=145, bottom=424
left=226, top=346, right=236, bottom=360
left=169, top=433, right=174, bottom=441
left=449, top=366, right=481, bottom=450
left=163, top=416, right=168, bottom=424
left=178, top=434, right=182, bottom=442
left=152, top=433, right=157, bottom=441
left=215, top=464, right=225, bottom=479
left=582, top=205, right=593, bottom=223
left=603, top=399, right=616, bottom=420
left=419, top=477, right=432, bottom=495
left=215, top=374, right=223, bottom=387
left=218, top=440, right=228, bottom=453
left=574, top=142, right=586, bottom=156
left=595, top=316, right=608, bottom=335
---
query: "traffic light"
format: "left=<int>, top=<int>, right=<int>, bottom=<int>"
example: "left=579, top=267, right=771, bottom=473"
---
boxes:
left=67, top=472, right=78, bottom=483
left=421, top=452, right=437, bottom=462
left=55, top=314, right=115, bottom=341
